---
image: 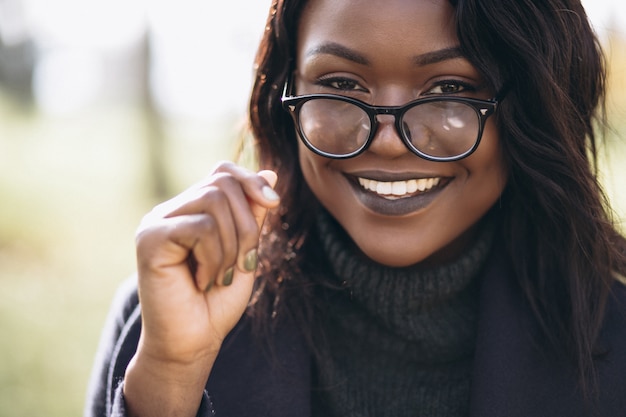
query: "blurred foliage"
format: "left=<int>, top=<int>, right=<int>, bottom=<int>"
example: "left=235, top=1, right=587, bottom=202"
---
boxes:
left=0, top=95, right=241, bottom=415
left=599, top=32, right=626, bottom=227
left=0, top=32, right=624, bottom=417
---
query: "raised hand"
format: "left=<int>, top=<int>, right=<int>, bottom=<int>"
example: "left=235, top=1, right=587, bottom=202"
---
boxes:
left=123, top=162, right=279, bottom=417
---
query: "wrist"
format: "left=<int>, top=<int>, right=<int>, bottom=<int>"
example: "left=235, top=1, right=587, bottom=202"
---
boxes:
left=136, top=328, right=223, bottom=369
left=123, top=350, right=215, bottom=417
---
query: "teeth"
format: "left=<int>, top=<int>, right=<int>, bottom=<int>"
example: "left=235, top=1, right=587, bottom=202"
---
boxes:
left=357, top=177, right=441, bottom=198
left=392, top=181, right=406, bottom=195
left=376, top=181, right=392, bottom=195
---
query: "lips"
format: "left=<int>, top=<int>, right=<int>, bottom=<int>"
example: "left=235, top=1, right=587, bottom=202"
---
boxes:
left=347, top=173, right=449, bottom=216
left=357, top=177, right=442, bottom=199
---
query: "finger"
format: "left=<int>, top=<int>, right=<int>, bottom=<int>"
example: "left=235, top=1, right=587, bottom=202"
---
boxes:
left=254, top=170, right=278, bottom=221
left=207, top=176, right=263, bottom=274
left=231, top=170, right=279, bottom=278
left=166, top=187, right=239, bottom=288
left=211, top=163, right=279, bottom=208
left=157, top=168, right=279, bottom=227
left=188, top=169, right=278, bottom=276
left=140, top=165, right=280, bottom=290
left=237, top=169, right=280, bottom=210
left=170, top=214, right=228, bottom=292
left=150, top=180, right=248, bottom=286
left=136, top=214, right=224, bottom=293
left=191, top=186, right=239, bottom=287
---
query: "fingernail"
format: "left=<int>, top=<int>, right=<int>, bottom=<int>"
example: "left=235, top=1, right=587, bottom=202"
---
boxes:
left=204, top=280, right=214, bottom=293
left=262, top=186, right=279, bottom=201
left=243, top=249, right=258, bottom=272
left=223, top=267, right=234, bottom=286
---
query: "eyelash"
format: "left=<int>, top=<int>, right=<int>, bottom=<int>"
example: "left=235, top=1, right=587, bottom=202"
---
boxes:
left=316, top=77, right=366, bottom=92
left=424, top=80, right=476, bottom=95
left=315, top=77, right=477, bottom=96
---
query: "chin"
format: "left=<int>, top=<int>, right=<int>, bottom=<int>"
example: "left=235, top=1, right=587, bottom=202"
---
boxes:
left=360, top=247, right=433, bottom=268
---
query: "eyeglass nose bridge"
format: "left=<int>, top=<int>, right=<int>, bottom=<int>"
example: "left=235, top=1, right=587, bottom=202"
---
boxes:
left=367, top=106, right=409, bottom=146
left=374, top=107, right=398, bottom=116
left=281, top=82, right=503, bottom=161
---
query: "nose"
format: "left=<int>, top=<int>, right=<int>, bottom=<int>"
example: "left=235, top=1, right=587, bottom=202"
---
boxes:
left=367, top=113, right=409, bottom=158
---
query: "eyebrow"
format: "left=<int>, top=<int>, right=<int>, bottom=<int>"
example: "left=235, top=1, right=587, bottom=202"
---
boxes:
left=306, top=42, right=370, bottom=65
left=412, top=47, right=464, bottom=66
left=305, top=42, right=465, bottom=67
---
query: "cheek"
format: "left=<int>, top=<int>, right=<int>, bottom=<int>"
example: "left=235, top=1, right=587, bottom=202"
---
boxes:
left=298, top=139, right=335, bottom=178
left=295, top=120, right=508, bottom=268
left=463, top=122, right=508, bottom=205
left=298, top=143, right=330, bottom=198
left=297, top=143, right=355, bottom=221
left=488, top=127, right=508, bottom=185
left=472, top=118, right=507, bottom=173
left=298, top=142, right=318, bottom=181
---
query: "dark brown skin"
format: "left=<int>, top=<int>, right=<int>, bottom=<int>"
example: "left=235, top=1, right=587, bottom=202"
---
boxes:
left=295, top=0, right=508, bottom=267
left=123, top=0, right=508, bottom=415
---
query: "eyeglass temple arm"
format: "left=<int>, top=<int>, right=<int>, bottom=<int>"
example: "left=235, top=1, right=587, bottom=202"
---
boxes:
left=282, top=71, right=296, bottom=99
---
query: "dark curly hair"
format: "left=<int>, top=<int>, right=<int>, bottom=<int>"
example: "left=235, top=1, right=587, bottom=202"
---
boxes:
left=247, top=0, right=626, bottom=400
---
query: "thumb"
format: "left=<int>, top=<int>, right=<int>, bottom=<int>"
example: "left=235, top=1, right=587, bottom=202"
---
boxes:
left=258, top=169, right=278, bottom=189
left=251, top=170, right=278, bottom=228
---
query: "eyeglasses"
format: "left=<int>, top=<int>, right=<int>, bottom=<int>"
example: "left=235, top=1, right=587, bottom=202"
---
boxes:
left=281, top=78, right=503, bottom=162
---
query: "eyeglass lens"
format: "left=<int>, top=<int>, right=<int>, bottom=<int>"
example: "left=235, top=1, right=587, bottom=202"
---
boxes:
left=297, top=98, right=481, bottom=158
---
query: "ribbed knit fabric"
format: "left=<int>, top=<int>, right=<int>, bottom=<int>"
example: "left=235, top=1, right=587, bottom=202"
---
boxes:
left=311, top=211, right=494, bottom=417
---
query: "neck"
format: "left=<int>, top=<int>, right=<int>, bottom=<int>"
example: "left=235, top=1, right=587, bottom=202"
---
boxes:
left=310, top=210, right=496, bottom=417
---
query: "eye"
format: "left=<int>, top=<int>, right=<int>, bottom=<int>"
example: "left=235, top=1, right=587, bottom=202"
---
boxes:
left=425, top=80, right=474, bottom=95
left=317, top=77, right=368, bottom=92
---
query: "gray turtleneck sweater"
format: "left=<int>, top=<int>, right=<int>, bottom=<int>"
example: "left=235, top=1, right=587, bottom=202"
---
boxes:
left=311, top=213, right=494, bottom=417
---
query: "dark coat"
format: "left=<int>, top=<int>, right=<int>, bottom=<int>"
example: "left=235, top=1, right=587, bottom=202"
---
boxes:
left=85, top=246, right=626, bottom=417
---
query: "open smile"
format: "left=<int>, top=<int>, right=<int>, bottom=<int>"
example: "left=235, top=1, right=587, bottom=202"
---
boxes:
left=347, top=174, right=450, bottom=216
left=357, top=177, right=443, bottom=200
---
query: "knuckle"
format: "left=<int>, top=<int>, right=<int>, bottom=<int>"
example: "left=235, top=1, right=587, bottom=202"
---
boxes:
left=193, top=214, right=218, bottom=234
left=212, top=161, right=260, bottom=185
left=220, top=239, right=238, bottom=265
left=210, top=174, right=238, bottom=190
left=135, top=217, right=163, bottom=248
left=238, top=220, right=260, bottom=246
left=134, top=225, right=168, bottom=271
left=212, top=160, right=238, bottom=174
left=242, top=170, right=267, bottom=186
left=198, top=186, right=230, bottom=209
left=141, top=198, right=181, bottom=221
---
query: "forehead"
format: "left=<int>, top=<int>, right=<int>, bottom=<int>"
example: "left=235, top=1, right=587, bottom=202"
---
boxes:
left=297, top=0, right=459, bottom=64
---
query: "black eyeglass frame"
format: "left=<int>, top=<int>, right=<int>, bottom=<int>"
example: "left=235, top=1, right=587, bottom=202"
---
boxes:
left=281, top=77, right=505, bottom=162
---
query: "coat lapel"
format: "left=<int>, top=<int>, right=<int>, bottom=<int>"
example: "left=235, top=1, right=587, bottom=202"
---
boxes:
left=469, top=245, right=626, bottom=417
left=206, top=315, right=312, bottom=417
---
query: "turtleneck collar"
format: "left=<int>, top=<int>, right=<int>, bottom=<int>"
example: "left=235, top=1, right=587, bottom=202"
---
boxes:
left=315, top=209, right=495, bottom=362
left=311, top=210, right=496, bottom=417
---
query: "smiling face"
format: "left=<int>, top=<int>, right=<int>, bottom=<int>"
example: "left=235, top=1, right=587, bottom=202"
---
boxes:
left=295, top=0, right=508, bottom=267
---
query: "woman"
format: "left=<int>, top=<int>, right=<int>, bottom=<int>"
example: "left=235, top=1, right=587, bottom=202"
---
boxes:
left=85, top=0, right=626, bottom=416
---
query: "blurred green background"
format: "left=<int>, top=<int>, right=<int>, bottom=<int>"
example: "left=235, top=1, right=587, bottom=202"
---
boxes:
left=0, top=1, right=625, bottom=416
